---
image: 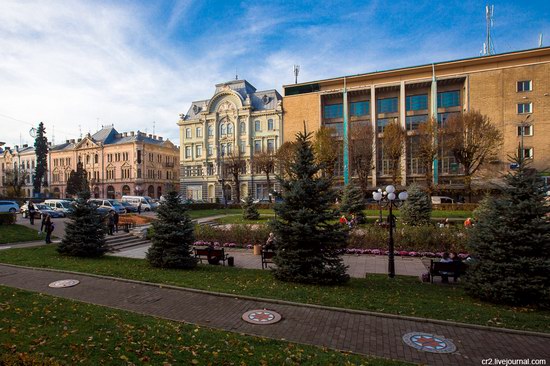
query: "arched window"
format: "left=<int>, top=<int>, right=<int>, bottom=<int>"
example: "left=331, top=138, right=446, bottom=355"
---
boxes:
left=157, top=186, right=162, bottom=199
left=240, top=122, right=246, bottom=134
left=122, top=185, right=131, bottom=195
left=148, top=185, right=154, bottom=197
left=220, top=123, right=226, bottom=135
left=94, top=154, right=98, bottom=164
left=86, top=155, right=90, bottom=164
left=107, top=185, right=115, bottom=199
left=208, top=124, right=214, bottom=137
left=227, top=123, right=233, bottom=135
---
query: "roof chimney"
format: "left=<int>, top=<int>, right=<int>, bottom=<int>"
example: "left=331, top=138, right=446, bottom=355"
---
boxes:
left=158, top=136, right=163, bottom=141
left=130, top=131, right=135, bottom=136
left=23, top=144, right=28, bottom=148
left=66, top=140, right=70, bottom=143
left=148, top=134, right=153, bottom=138
left=70, top=139, right=75, bottom=143
left=123, top=132, right=127, bottom=137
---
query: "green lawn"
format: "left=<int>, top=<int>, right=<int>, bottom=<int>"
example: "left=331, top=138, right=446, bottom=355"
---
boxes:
left=0, top=245, right=548, bottom=333
left=0, top=224, right=43, bottom=244
left=215, top=214, right=275, bottom=225
left=0, top=286, right=405, bottom=366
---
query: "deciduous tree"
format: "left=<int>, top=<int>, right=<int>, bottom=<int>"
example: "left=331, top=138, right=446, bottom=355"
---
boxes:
left=313, top=126, right=339, bottom=178
left=224, top=151, right=246, bottom=203
left=4, top=167, right=29, bottom=198
left=381, top=121, right=406, bottom=184
left=276, top=141, right=297, bottom=180
left=350, top=123, right=374, bottom=194
left=416, top=118, right=439, bottom=193
left=254, top=151, right=276, bottom=202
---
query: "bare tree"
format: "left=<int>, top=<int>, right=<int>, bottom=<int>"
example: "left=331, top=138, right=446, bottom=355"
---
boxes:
left=4, top=167, right=29, bottom=198
left=416, top=117, right=439, bottom=193
left=313, top=126, right=339, bottom=178
left=276, top=141, right=297, bottom=179
left=254, top=151, right=276, bottom=202
left=381, top=121, right=406, bottom=184
left=442, top=110, right=503, bottom=200
left=350, top=123, right=374, bottom=195
left=225, top=150, right=246, bottom=203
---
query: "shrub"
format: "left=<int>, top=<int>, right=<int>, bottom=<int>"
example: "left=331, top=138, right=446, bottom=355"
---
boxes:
left=400, top=183, right=431, bottom=226
left=0, top=213, right=16, bottom=225
left=194, top=224, right=270, bottom=246
left=241, top=195, right=260, bottom=220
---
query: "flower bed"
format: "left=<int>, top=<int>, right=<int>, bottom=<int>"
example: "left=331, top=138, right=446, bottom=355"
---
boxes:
left=119, top=214, right=155, bottom=226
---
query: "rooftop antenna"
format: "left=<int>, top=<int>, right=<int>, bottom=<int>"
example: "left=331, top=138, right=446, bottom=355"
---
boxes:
left=481, top=4, right=495, bottom=56
left=293, top=65, right=300, bottom=84
left=235, top=68, right=238, bottom=80
left=153, top=121, right=156, bottom=135
left=78, top=125, right=82, bottom=138
left=539, top=33, right=544, bottom=47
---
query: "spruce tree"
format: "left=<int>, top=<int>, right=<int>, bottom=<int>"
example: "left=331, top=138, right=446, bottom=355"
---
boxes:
left=146, top=191, right=197, bottom=269
left=465, top=158, right=550, bottom=306
left=242, top=195, right=260, bottom=220
left=33, top=122, right=49, bottom=196
left=57, top=191, right=108, bottom=257
left=340, top=182, right=366, bottom=224
left=400, top=183, right=432, bottom=226
left=270, top=130, right=349, bottom=285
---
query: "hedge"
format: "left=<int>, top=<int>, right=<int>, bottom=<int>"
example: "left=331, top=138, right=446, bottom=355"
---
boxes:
left=0, top=213, right=17, bottom=225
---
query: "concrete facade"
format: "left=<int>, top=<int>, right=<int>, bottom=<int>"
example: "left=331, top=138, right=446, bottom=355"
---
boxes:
left=282, top=47, right=550, bottom=189
left=178, top=80, right=283, bottom=202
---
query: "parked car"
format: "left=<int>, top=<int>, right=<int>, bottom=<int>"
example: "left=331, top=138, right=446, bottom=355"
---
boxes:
left=431, top=196, right=456, bottom=204
left=44, top=199, right=74, bottom=214
left=120, top=201, right=138, bottom=213
left=21, top=203, right=65, bottom=218
left=252, top=197, right=283, bottom=204
left=88, top=199, right=126, bottom=214
left=121, top=196, right=158, bottom=211
left=0, top=200, right=19, bottom=213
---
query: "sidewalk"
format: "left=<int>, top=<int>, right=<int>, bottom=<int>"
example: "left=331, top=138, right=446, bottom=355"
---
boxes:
left=0, top=264, right=548, bottom=365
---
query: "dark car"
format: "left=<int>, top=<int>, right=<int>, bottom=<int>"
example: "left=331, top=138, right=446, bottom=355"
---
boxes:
left=22, top=203, right=65, bottom=219
left=120, top=201, right=138, bottom=213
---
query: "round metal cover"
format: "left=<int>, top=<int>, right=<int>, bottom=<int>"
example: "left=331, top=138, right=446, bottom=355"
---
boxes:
left=48, top=279, right=80, bottom=288
left=242, top=309, right=282, bottom=325
left=402, top=332, right=457, bottom=353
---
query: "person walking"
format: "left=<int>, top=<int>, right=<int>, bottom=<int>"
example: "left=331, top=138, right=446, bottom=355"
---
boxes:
left=107, top=211, right=115, bottom=236
left=113, top=211, right=119, bottom=233
left=27, top=201, right=36, bottom=225
left=40, top=214, right=54, bottom=244
left=137, top=202, right=142, bottom=215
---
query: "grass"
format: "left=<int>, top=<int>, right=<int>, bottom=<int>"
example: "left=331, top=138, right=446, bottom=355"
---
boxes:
left=0, top=224, right=43, bottom=244
left=0, top=245, right=548, bottom=333
left=215, top=214, right=275, bottom=225
left=0, top=286, right=406, bottom=366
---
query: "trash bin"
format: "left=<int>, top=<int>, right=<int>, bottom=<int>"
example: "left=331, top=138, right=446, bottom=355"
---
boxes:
left=253, top=244, right=262, bottom=255
left=228, top=256, right=234, bottom=267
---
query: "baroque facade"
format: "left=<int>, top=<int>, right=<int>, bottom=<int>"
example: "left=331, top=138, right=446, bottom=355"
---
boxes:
left=178, top=79, right=282, bottom=202
left=0, top=144, right=41, bottom=197
left=282, top=47, right=550, bottom=189
left=49, top=126, right=179, bottom=199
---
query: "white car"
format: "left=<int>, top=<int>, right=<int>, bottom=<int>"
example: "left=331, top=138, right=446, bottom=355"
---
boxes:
left=0, top=200, right=20, bottom=213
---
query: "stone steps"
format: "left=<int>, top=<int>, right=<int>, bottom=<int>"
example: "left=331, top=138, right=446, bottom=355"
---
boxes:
left=105, top=232, right=151, bottom=252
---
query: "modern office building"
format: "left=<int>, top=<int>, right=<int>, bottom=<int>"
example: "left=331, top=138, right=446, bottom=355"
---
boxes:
left=282, top=47, right=550, bottom=189
left=178, top=79, right=283, bottom=202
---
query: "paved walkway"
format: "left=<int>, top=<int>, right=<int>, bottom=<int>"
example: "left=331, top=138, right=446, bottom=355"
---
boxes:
left=0, top=264, right=548, bottom=365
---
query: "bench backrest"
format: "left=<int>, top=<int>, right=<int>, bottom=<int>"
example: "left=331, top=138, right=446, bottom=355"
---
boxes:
left=430, top=260, right=467, bottom=274
left=262, top=250, right=275, bottom=260
left=195, top=248, right=225, bottom=257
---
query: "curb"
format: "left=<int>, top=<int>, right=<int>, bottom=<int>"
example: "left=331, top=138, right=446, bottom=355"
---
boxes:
left=0, top=262, right=549, bottom=339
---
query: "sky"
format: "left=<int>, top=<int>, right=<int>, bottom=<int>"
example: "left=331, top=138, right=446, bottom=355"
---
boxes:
left=0, top=0, right=548, bottom=148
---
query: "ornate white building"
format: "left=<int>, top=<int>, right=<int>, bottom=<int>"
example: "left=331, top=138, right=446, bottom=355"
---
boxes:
left=178, top=79, right=283, bottom=202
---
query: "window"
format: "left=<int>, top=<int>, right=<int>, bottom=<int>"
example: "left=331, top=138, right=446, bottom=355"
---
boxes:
left=254, top=140, right=261, bottom=153
left=207, top=124, right=214, bottom=137
left=227, top=143, right=233, bottom=154
left=406, top=115, right=427, bottom=130
left=220, top=144, right=226, bottom=156
left=267, top=139, right=275, bottom=153
left=240, top=122, right=246, bottom=134
left=240, top=140, right=246, bottom=153
left=518, top=125, right=533, bottom=136
left=376, top=118, right=392, bottom=133
left=437, top=91, right=460, bottom=108
left=518, top=147, right=534, bottom=159
left=377, top=97, right=398, bottom=113
left=256, top=183, right=269, bottom=200
left=324, top=104, right=343, bottom=119
left=325, top=122, right=343, bottom=137
left=227, top=123, right=233, bottom=135
left=137, top=150, right=141, bottom=163
left=220, top=123, right=226, bottom=135
left=185, top=146, right=192, bottom=158
left=254, top=120, right=261, bottom=131
left=196, top=145, right=202, bottom=157
left=196, top=127, right=202, bottom=137
left=185, top=128, right=191, bottom=138
left=437, top=112, right=460, bottom=126
left=350, top=101, right=369, bottom=116
left=406, top=95, right=428, bottom=111
left=267, top=119, right=274, bottom=130
left=517, top=80, right=532, bottom=92
left=207, top=144, right=213, bottom=156
left=517, top=103, right=532, bottom=114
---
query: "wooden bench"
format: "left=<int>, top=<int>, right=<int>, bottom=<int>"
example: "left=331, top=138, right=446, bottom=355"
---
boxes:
left=261, top=250, right=276, bottom=269
left=194, top=247, right=229, bottom=266
left=429, top=260, right=468, bottom=283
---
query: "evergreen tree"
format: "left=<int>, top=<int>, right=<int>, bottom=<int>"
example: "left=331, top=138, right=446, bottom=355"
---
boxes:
left=242, top=195, right=260, bottom=220
left=146, top=191, right=198, bottom=269
left=66, top=162, right=89, bottom=197
left=57, top=191, right=108, bottom=257
left=400, top=183, right=432, bottom=226
left=270, top=130, right=349, bottom=285
left=465, top=158, right=550, bottom=306
left=33, top=122, right=49, bottom=196
left=339, top=182, right=366, bottom=224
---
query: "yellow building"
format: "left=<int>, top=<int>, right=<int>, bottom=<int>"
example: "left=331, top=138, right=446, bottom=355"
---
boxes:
left=49, top=126, right=179, bottom=199
left=282, top=47, right=550, bottom=189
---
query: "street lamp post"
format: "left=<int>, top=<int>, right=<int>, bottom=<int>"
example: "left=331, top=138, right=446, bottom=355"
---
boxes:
left=373, top=185, right=408, bottom=278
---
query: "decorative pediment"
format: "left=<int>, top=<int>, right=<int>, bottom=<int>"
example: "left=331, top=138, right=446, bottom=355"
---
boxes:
left=218, top=101, right=236, bottom=113
left=74, top=136, right=99, bottom=149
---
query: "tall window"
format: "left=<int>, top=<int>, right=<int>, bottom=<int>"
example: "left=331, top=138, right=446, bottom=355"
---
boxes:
left=267, top=119, right=274, bottom=130
left=185, top=128, right=191, bottom=138
left=324, top=103, right=343, bottom=118
left=240, top=140, right=246, bottom=153
left=196, top=145, right=202, bottom=157
left=517, top=80, right=532, bottom=92
left=376, top=118, right=392, bottom=133
left=196, top=127, right=202, bottom=137
left=185, top=146, right=191, bottom=158
left=227, top=143, right=233, bottom=154
left=437, top=91, right=460, bottom=108
left=267, top=139, right=275, bottom=153
left=240, top=122, right=246, bottom=134
left=254, top=120, right=261, bottom=131
left=517, top=125, right=533, bottom=136
left=254, top=140, right=261, bottom=153
left=207, top=144, right=213, bottom=156
left=518, top=147, right=534, bottom=159
left=227, top=123, right=233, bottom=135
left=517, top=103, right=532, bottom=114
left=350, top=101, right=369, bottom=116
left=207, top=124, right=213, bottom=137
left=377, top=97, right=398, bottom=113
left=406, top=115, right=427, bottom=131
left=406, top=94, right=428, bottom=111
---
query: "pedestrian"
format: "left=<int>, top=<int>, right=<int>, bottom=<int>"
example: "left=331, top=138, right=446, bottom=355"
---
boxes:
left=107, top=211, right=115, bottom=235
left=137, top=202, right=142, bottom=215
left=349, top=214, right=357, bottom=229
left=439, top=252, right=453, bottom=283
left=113, top=211, right=119, bottom=233
left=40, top=214, right=54, bottom=244
left=27, top=200, right=36, bottom=225
left=264, top=232, right=277, bottom=251
left=339, top=215, right=348, bottom=226
left=464, top=217, right=473, bottom=228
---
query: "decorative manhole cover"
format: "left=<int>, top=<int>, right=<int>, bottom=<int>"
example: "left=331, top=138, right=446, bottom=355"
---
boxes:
left=48, top=279, right=80, bottom=288
left=126, top=294, right=163, bottom=305
left=402, top=332, right=457, bottom=353
left=242, top=309, right=282, bottom=325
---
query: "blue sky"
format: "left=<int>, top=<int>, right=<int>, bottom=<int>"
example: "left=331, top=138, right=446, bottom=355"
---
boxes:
left=0, top=0, right=548, bottom=147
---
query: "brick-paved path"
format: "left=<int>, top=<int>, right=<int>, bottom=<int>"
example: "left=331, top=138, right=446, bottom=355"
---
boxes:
left=0, top=265, right=548, bottom=365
